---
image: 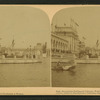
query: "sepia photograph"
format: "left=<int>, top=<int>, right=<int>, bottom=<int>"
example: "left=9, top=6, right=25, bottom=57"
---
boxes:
left=51, top=6, right=100, bottom=87
left=1, top=5, right=100, bottom=95
left=0, top=6, right=50, bottom=87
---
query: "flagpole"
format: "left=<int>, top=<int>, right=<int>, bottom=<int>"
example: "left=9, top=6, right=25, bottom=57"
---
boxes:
left=96, top=40, right=99, bottom=55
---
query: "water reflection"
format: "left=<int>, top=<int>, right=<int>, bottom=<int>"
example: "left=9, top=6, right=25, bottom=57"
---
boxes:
left=52, top=64, right=100, bottom=87
left=0, top=59, right=50, bottom=87
left=68, top=70, right=76, bottom=76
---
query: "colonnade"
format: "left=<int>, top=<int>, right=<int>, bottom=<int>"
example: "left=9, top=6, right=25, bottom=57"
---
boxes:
left=51, top=34, right=68, bottom=54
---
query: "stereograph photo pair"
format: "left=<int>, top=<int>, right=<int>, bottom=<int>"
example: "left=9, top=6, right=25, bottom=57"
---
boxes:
left=0, top=5, right=100, bottom=95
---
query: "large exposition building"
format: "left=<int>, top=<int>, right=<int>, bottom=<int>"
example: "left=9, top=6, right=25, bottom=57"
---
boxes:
left=51, top=19, right=80, bottom=58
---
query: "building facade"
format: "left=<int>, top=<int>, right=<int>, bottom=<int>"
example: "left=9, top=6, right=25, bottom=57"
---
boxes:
left=51, top=33, right=68, bottom=57
left=51, top=22, right=80, bottom=58
left=54, top=26, right=79, bottom=53
left=0, top=42, right=49, bottom=59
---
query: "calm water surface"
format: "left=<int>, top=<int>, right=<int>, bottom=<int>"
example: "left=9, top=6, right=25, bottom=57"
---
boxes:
left=52, top=64, right=100, bottom=87
left=0, top=58, right=50, bottom=87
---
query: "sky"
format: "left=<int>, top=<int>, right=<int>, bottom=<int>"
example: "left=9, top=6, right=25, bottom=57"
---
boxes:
left=52, top=6, right=100, bottom=48
left=0, top=6, right=50, bottom=48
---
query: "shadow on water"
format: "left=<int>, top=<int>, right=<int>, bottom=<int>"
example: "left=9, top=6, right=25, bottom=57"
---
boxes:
left=52, top=69, right=63, bottom=73
left=68, top=70, right=76, bottom=76
left=53, top=67, right=76, bottom=75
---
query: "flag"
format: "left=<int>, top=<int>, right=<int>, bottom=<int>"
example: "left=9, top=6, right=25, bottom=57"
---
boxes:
left=12, top=39, right=15, bottom=47
left=51, top=23, right=53, bottom=27
left=83, top=37, right=86, bottom=40
left=64, top=23, right=66, bottom=26
left=55, top=25, right=57, bottom=28
left=75, top=22, right=79, bottom=26
left=43, top=42, right=47, bottom=53
left=96, top=40, right=99, bottom=47
left=70, top=18, right=79, bottom=27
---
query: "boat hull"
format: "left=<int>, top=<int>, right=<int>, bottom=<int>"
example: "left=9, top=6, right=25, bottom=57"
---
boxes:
left=62, top=65, right=75, bottom=71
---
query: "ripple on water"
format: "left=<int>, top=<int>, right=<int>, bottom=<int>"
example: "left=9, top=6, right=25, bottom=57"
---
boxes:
left=52, top=64, right=100, bottom=87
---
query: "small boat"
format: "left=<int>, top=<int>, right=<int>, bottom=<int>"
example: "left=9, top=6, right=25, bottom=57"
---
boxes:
left=56, top=60, right=76, bottom=71
left=62, top=65, right=72, bottom=71
left=62, top=65, right=76, bottom=71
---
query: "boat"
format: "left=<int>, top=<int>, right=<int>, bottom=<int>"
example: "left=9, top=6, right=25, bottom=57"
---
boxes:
left=62, top=64, right=76, bottom=71
left=62, top=61, right=76, bottom=71
left=62, top=65, right=72, bottom=71
left=55, top=60, right=76, bottom=71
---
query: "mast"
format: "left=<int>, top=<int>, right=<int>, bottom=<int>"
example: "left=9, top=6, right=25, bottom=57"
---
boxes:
left=11, top=36, right=15, bottom=50
left=96, top=32, right=99, bottom=56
